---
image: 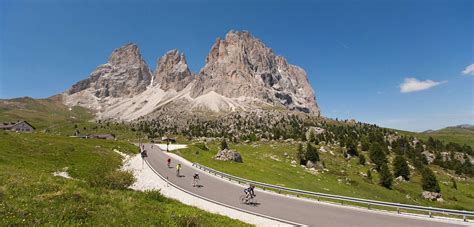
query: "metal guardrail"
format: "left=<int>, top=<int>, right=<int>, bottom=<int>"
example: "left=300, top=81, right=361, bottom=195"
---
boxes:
left=192, top=162, right=474, bottom=222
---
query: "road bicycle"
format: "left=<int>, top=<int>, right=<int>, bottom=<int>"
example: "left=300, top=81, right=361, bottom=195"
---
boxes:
left=239, top=194, right=257, bottom=205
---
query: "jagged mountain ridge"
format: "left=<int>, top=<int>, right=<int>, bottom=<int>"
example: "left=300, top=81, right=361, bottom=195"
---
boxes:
left=63, top=30, right=320, bottom=121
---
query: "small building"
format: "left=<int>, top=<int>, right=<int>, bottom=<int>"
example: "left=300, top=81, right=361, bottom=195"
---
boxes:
left=161, top=136, right=177, bottom=143
left=0, top=121, right=35, bottom=132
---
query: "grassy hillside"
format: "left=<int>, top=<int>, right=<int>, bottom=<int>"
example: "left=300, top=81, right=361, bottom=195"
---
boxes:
left=0, top=132, right=249, bottom=226
left=397, top=127, right=474, bottom=148
left=0, top=96, right=92, bottom=129
left=173, top=141, right=474, bottom=213
left=0, top=97, right=138, bottom=140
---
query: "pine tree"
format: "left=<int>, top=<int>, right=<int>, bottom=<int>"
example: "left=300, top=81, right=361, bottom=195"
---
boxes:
left=309, top=130, right=316, bottom=143
left=306, top=143, right=320, bottom=162
left=361, top=138, right=370, bottom=151
left=358, top=153, right=366, bottom=165
left=347, top=143, right=359, bottom=157
left=220, top=139, right=229, bottom=150
left=393, top=155, right=410, bottom=180
left=379, top=163, right=393, bottom=189
left=421, top=167, right=441, bottom=193
left=369, top=142, right=387, bottom=170
left=451, top=177, right=457, bottom=190
left=297, top=143, right=306, bottom=165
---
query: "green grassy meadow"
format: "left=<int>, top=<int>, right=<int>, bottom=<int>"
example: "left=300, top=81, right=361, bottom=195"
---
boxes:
left=0, top=132, right=250, bottom=226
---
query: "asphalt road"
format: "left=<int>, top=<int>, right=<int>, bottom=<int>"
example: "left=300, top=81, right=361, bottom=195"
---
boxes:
left=144, top=144, right=468, bottom=227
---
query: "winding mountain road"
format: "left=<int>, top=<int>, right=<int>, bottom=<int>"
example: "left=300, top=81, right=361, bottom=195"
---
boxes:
left=144, top=144, right=470, bottom=226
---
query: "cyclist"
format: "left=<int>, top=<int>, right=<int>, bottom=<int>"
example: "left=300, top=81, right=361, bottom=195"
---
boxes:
left=192, top=172, right=200, bottom=187
left=244, top=184, right=256, bottom=199
left=176, top=163, right=182, bottom=177
left=167, top=158, right=171, bottom=168
left=141, top=149, right=147, bottom=159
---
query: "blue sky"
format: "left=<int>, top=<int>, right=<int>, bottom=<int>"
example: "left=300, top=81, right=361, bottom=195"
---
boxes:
left=1, top=0, right=473, bottom=131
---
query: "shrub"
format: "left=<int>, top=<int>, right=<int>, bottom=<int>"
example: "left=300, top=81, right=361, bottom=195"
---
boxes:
left=421, top=167, right=440, bottom=193
left=0, top=186, right=4, bottom=200
left=358, top=154, right=366, bottom=165
left=194, top=143, right=209, bottom=151
left=91, top=170, right=135, bottom=190
left=249, top=133, right=257, bottom=142
left=145, top=189, right=167, bottom=202
left=177, top=214, right=200, bottom=227
left=393, top=155, right=410, bottom=180
left=379, top=163, right=393, bottom=189
left=367, top=169, right=372, bottom=180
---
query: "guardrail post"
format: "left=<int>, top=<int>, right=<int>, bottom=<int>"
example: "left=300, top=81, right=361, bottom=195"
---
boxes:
left=317, top=196, right=320, bottom=201
left=429, top=211, right=432, bottom=218
left=368, top=204, right=370, bottom=210
left=341, top=200, right=344, bottom=205
left=397, top=207, right=400, bottom=214
left=463, top=215, right=466, bottom=222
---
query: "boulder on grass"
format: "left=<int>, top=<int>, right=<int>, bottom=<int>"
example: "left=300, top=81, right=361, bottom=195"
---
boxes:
left=306, top=160, right=324, bottom=170
left=214, top=149, right=243, bottom=163
left=421, top=191, right=442, bottom=201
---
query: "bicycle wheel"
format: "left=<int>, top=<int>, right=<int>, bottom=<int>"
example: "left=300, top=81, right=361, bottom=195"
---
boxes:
left=239, top=195, right=247, bottom=204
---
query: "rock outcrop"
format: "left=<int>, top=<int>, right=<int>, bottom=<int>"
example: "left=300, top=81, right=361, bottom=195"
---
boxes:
left=421, top=191, right=442, bottom=201
left=154, top=49, right=194, bottom=92
left=191, top=31, right=319, bottom=115
left=68, top=43, right=152, bottom=98
left=214, top=149, right=243, bottom=162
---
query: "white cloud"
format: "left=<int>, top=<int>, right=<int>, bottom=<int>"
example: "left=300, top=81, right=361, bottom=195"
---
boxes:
left=461, top=63, right=474, bottom=76
left=399, top=78, right=444, bottom=93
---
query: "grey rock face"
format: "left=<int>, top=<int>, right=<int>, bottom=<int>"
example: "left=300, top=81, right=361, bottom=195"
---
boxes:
left=214, top=148, right=243, bottom=162
left=191, top=30, right=319, bottom=115
left=68, top=43, right=152, bottom=98
left=64, top=30, right=321, bottom=120
left=154, top=49, right=194, bottom=92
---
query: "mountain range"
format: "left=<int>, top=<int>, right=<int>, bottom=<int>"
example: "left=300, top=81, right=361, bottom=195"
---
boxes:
left=62, top=30, right=319, bottom=121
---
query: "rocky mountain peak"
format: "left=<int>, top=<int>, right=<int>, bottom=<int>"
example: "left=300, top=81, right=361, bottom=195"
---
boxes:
left=108, top=43, right=143, bottom=66
left=66, top=43, right=152, bottom=98
left=192, top=30, right=320, bottom=115
left=154, top=49, right=193, bottom=91
left=63, top=30, right=320, bottom=120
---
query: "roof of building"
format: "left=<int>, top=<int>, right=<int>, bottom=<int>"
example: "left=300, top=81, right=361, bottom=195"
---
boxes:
left=0, top=120, right=35, bottom=129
